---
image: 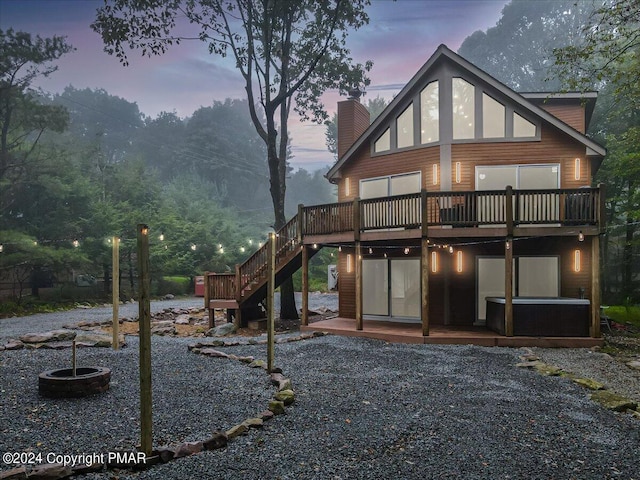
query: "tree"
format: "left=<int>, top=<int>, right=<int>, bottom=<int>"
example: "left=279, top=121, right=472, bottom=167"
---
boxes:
left=0, top=29, right=73, bottom=215
left=92, top=0, right=372, bottom=318
left=552, top=0, right=640, bottom=109
left=325, top=95, right=389, bottom=160
left=458, top=0, right=592, bottom=91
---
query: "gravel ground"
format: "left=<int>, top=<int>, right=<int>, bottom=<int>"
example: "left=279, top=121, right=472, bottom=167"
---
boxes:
left=1, top=333, right=639, bottom=479
left=1, top=298, right=639, bottom=479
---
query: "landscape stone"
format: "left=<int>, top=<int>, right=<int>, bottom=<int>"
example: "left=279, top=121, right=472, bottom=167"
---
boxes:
left=225, top=424, right=248, bottom=439
left=19, top=330, right=76, bottom=344
left=155, top=446, right=175, bottom=463
left=248, top=360, right=267, bottom=369
left=590, top=390, right=638, bottom=412
left=572, top=377, right=605, bottom=390
left=260, top=410, right=275, bottom=421
left=274, top=389, right=295, bottom=405
left=268, top=400, right=286, bottom=415
left=242, top=417, right=264, bottom=428
left=205, top=322, right=237, bottom=337
left=174, top=441, right=203, bottom=458
left=3, top=340, right=24, bottom=350
left=626, top=360, right=640, bottom=370
left=75, top=332, right=124, bottom=348
left=174, top=314, right=191, bottom=325
left=26, top=463, right=73, bottom=479
left=203, top=432, right=228, bottom=450
left=151, top=325, right=176, bottom=336
left=0, top=466, right=27, bottom=479
left=200, top=348, right=228, bottom=358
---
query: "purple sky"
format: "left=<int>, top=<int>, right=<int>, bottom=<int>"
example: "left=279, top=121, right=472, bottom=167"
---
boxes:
left=0, top=0, right=508, bottom=170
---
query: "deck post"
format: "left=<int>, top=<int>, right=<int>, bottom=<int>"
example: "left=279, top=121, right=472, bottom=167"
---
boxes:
left=591, top=235, right=601, bottom=338
left=234, top=264, right=242, bottom=329
left=301, top=245, right=309, bottom=326
left=297, top=203, right=304, bottom=244
left=504, top=236, right=514, bottom=337
left=355, top=241, right=363, bottom=331
left=267, top=232, right=276, bottom=372
left=204, top=271, right=213, bottom=328
left=353, top=197, right=361, bottom=241
left=137, top=224, right=152, bottom=457
left=421, top=236, right=429, bottom=336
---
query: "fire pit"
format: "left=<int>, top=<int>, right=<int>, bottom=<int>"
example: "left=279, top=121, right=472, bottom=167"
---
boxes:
left=38, top=340, right=111, bottom=398
left=39, top=366, right=111, bottom=398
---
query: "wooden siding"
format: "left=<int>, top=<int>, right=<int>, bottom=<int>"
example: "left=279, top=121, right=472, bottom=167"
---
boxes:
left=536, top=103, right=586, bottom=134
left=339, top=146, right=440, bottom=200
left=452, top=124, right=591, bottom=190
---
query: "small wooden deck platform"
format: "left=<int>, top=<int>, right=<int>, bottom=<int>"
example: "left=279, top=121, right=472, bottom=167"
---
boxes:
left=300, top=317, right=604, bottom=348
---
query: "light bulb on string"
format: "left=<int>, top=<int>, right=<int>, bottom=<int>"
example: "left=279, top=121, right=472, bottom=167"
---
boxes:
left=72, top=239, right=80, bottom=248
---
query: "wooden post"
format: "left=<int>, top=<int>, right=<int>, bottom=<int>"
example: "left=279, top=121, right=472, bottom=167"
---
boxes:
left=234, top=264, right=242, bottom=329
left=301, top=245, right=309, bottom=326
left=353, top=197, right=361, bottom=241
left=505, top=237, right=514, bottom=337
left=355, top=242, right=363, bottom=331
left=421, top=189, right=429, bottom=234
left=137, top=224, right=152, bottom=457
left=112, top=236, right=120, bottom=350
left=421, top=237, right=429, bottom=336
left=72, top=340, right=77, bottom=377
left=267, top=232, right=276, bottom=372
left=297, top=204, right=304, bottom=244
left=204, top=272, right=213, bottom=329
left=591, top=235, right=601, bottom=338
left=505, top=185, right=514, bottom=235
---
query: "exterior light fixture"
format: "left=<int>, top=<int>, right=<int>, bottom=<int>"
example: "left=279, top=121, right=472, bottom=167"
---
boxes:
left=190, top=244, right=197, bottom=251
left=455, top=162, right=461, bottom=184
left=574, top=250, right=581, bottom=272
left=240, top=246, right=246, bottom=253
left=338, top=245, right=342, bottom=252
left=159, top=233, right=164, bottom=241
left=313, top=243, right=318, bottom=249
left=431, top=251, right=438, bottom=273
left=347, top=254, right=352, bottom=273
left=448, top=245, right=454, bottom=254
left=141, top=225, right=149, bottom=236
left=574, top=158, right=581, bottom=180
left=404, top=247, right=410, bottom=255
left=345, top=177, right=350, bottom=197
left=456, top=251, right=463, bottom=272
left=578, top=231, right=584, bottom=242
left=0, top=244, right=3, bottom=253
left=505, top=239, right=511, bottom=250
left=432, top=164, right=439, bottom=185
left=369, top=247, right=373, bottom=254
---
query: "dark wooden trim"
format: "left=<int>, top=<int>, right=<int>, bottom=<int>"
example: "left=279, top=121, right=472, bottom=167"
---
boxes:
left=353, top=197, right=361, bottom=241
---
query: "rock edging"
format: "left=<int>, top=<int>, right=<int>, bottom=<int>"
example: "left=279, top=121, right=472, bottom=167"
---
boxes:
left=516, top=349, right=640, bottom=417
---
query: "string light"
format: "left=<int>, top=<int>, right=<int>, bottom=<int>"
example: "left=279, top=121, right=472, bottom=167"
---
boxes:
left=369, top=247, right=373, bottom=254
left=159, top=233, right=165, bottom=241
left=578, top=231, right=584, bottom=242
left=190, top=244, right=197, bottom=251
left=448, top=245, right=454, bottom=254
left=72, top=239, right=80, bottom=248
left=0, top=244, right=3, bottom=253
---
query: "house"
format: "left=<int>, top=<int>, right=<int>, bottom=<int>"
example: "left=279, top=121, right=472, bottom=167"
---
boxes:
left=205, top=44, right=606, bottom=347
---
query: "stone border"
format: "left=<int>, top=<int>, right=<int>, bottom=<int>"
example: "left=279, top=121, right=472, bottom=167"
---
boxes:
left=516, top=349, right=640, bottom=419
left=0, top=333, right=319, bottom=480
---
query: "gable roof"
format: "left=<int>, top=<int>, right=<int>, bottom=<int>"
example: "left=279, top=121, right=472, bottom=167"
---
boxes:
left=326, top=44, right=606, bottom=182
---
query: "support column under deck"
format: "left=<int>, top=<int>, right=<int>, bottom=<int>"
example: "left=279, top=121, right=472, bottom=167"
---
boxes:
left=355, top=241, right=363, bottom=331
left=591, top=235, right=601, bottom=338
left=421, top=237, right=429, bottom=336
left=301, top=246, right=309, bottom=327
left=505, top=238, right=514, bottom=337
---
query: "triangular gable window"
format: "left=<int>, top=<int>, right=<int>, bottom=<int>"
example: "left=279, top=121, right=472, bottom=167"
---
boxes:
left=397, top=104, right=414, bottom=149
left=513, top=112, right=536, bottom=137
left=374, top=128, right=390, bottom=152
left=420, top=81, right=439, bottom=144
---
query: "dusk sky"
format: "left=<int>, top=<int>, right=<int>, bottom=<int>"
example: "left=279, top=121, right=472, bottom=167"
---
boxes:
left=0, top=0, right=509, bottom=171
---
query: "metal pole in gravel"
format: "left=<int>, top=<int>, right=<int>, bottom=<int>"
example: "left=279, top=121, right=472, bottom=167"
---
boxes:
left=137, top=224, right=153, bottom=457
left=112, top=236, right=120, bottom=350
left=267, top=232, right=276, bottom=372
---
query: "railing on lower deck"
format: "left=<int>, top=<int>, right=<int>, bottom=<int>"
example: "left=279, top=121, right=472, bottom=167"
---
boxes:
left=300, top=186, right=601, bottom=235
left=207, top=273, right=236, bottom=300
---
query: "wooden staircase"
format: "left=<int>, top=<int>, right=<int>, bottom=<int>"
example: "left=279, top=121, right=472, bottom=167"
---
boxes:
left=205, top=214, right=319, bottom=325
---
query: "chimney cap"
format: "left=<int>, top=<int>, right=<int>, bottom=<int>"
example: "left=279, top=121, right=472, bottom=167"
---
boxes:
left=347, top=87, right=363, bottom=101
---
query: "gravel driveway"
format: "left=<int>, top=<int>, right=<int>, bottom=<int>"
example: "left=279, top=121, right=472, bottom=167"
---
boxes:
left=2, top=333, right=639, bottom=478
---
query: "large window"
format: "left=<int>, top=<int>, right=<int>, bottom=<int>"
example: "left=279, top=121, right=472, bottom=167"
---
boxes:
left=420, top=81, right=439, bottom=144
left=396, top=104, right=414, bottom=149
left=452, top=78, right=475, bottom=139
left=482, top=93, right=505, bottom=138
left=374, top=128, right=390, bottom=152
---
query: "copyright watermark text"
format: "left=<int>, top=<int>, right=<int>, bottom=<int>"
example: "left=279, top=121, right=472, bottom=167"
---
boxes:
left=2, top=451, right=146, bottom=467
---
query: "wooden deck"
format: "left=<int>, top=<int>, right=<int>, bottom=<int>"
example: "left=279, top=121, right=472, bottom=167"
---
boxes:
left=300, top=317, right=604, bottom=348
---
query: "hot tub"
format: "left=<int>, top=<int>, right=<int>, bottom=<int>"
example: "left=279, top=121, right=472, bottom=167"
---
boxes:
left=485, top=297, right=591, bottom=337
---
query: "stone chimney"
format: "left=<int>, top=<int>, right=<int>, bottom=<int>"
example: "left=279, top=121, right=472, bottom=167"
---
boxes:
left=337, top=87, right=370, bottom=160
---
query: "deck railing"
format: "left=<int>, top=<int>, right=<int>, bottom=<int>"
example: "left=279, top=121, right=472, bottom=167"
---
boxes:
left=300, top=186, right=601, bottom=236
left=208, top=186, right=602, bottom=302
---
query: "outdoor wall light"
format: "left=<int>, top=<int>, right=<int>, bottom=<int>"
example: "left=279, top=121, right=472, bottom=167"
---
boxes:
left=431, top=251, right=438, bottom=273
left=455, top=162, right=461, bottom=183
left=347, top=254, right=352, bottom=273
left=456, top=251, right=463, bottom=272
left=574, top=249, right=581, bottom=272
left=345, top=177, right=350, bottom=197
left=574, top=158, right=581, bottom=180
left=432, top=164, right=439, bottom=185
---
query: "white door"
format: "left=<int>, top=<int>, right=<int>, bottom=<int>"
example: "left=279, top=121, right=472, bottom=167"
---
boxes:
left=477, top=257, right=508, bottom=322
left=362, top=257, right=421, bottom=320
left=362, top=259, right=388, bottom=316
